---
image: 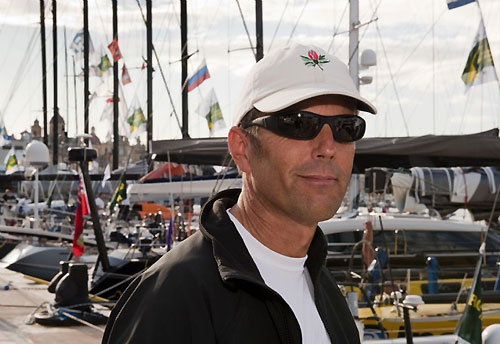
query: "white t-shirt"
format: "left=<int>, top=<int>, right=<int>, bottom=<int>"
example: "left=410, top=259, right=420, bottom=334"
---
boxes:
left=227, top=209, right=331, bottom=344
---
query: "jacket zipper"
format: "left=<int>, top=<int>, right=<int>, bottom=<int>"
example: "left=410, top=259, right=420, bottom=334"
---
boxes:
left=314, top=281, right=336, bottom=344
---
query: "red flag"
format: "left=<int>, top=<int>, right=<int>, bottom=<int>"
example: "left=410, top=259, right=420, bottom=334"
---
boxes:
left=141, top=62, right=146, bottom=70
left=72, top=179, right=89, bottom=257
left=80, top=180, right=89, bottom=216
left=107, top=38, right=122, bottom=62
left=122, top=64, right=132, bottom=85
left=106, top=96, right=120, bottom=103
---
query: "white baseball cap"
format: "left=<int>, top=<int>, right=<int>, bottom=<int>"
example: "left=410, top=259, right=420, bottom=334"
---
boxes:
left=234, top=43, right=377, bottom=125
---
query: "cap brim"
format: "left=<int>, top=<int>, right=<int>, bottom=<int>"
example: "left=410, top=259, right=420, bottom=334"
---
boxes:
left=253, top=83, right=377, bottom=115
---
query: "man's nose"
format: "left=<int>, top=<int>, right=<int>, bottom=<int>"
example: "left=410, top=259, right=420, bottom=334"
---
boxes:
left=313, top=124, right=337, bottom=160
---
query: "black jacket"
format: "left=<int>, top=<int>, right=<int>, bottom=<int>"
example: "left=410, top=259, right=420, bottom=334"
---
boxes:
left=103, top=189, right=359, bottom=344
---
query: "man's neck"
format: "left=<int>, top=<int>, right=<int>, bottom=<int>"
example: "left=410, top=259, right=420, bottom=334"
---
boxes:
left=229, top=188, right=317, bottom=258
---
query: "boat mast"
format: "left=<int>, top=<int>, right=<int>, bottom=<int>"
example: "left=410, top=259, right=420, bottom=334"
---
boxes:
left=40, top=0, right=48, bottom=145
left=72, top=56, right=78, bottom=135
left=83, top=0, right=89, bottom=144
left=112, top=0, right=119, bottom=169
left=147, top=0, right=153, bottom=149
left=348, top=0, right=359, bottom=90
left=255, top=0, right=263, bottom=62
left=64, top=26, right=69, bottom=135
left=52, top=0, right=58, bottom=165
left=347, top=0, right=360, bottom=212
left=180, top=0, right=188, bottom=138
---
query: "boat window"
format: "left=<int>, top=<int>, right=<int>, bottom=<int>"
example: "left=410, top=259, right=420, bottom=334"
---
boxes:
left=421, top=280, right=495, bottom=294
left=374, top=231, right=480, bottom=254
left=421, top=282, right=461, bottom=294
left=326, top=229, right=500, bottom=255
left=326, top=231, right=363, bottom=253
left=485, top=231, right=500, bottom=252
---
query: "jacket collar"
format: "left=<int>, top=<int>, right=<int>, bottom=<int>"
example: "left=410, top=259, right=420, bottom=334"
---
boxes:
left=199, top=189, right=328, bottom=285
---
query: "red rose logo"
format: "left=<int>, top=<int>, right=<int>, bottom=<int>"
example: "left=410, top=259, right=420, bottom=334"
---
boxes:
left=301, top=49, right=330, bottom=70
left=308, top=50, right=319, bottom=61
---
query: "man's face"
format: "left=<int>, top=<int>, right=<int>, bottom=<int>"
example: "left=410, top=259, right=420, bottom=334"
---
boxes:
left=245, top=95, right=356, bottom=226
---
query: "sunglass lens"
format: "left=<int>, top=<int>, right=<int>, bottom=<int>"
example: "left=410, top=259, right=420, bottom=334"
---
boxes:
left=332, top=117, right=365, bottom=142
left=278, top=114, right=319, bottom=139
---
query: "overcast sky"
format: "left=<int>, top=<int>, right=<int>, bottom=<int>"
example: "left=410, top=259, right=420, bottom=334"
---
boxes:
left=1, top=0, right=500, bottom=142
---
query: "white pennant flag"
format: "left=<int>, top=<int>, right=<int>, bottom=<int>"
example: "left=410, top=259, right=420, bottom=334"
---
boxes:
left=69, top=30, right=95, bottom=61
left=462, top=19, right=499, bottom=90
left=197, top=89, right=226, bottom=137
left=102, top=163, right=111, bottom=188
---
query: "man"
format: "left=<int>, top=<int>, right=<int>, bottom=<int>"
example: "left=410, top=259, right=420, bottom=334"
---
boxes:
left=95, top=192, right=105, bottom=216
left=103, top=43, right=376, bottom=344
left=2, top=189, right=15, bottom=203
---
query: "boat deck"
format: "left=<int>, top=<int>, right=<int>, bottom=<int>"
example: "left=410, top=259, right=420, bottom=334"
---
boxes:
left=0, top=267, right=108, bottom=343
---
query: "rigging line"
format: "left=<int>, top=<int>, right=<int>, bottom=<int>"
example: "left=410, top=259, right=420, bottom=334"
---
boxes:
left=385, top=17, right=466, bottom=132
left=482, top=181, right=500, bottom=248
left=429, top=59, right=454, bottom=135
left=11, top=70, right=45, bottom=126
left=154, top=4, right=173, bottom=55
left=60, top=311, right=104, bottom=332
left=10, top=47, right=57, bottom=129
left=268, top=0, right=290, bottom=52
left=155, top=10, right=180, bottom=129
left=135, top=0, right=182, bottom=134
left=143, top=3, right=174, bottom=103
left=234, top=0, right=256, bottom=60
left=118, top=7, right=139, bottom=59
left=432, top=1, right=435, bottom=134
left=458, top=90, right=472, bottom=133
left=212, top=153, right=234, bottom=198
left=0, top=0, right=31, bottom=77
left=377, top=216, right=400, bottom=317
left=64, top=26, right=69, bottom=130
left=192, top=0, right=201, bottom=54
left=0, top=0, right=14, bottom=37
left=93, top=0, right=109, bottom=43
left=476, top=0, right=500, bottom=104
left=227, top=1, right=232, bottom=121
left=1, top=27, right=40, bottom=117
left=374, top=22, right=410, bottom=136
left=165, top=0, right=181, bottom=27
left=198, top=0, right=224, bottom=49
left=286, top=0, right=309, bottom=45
left=327, top=0, right=349, bottom=54
left=15, top=33, right=43, bottom=93
left=373, top=8, right=447, bottom=101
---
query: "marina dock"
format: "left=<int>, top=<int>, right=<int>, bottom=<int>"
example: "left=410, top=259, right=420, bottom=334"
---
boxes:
left=0, top=267, right=108, bottom=344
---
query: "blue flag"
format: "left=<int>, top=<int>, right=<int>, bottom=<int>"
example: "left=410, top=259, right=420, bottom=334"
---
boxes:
left=446, top=0, right=475, bottom=10
left=166, top=217, right=173, bottom=251
left=187, top=60, right=210, bottom=92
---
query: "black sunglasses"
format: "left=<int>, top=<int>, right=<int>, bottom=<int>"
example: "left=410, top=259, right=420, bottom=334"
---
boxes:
left=242, top=111, right=366, bottom=142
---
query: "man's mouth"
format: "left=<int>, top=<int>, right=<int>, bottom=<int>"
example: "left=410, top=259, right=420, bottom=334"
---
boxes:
left=299, top=174, right=337, bottom=185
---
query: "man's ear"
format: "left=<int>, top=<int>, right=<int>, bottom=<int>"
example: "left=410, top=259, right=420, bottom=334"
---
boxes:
left=228, top=126, right=252, bottom=174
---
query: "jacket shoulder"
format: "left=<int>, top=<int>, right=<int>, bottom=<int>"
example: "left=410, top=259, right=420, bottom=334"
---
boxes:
left=103, top=232, right=221, bottom=344
left=148, top=231, right=214, bottom=276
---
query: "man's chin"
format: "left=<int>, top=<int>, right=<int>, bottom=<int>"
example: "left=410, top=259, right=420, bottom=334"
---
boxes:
left=315, top=210, right=339, bottom=222
left=299, top=204, right=341, bottom=224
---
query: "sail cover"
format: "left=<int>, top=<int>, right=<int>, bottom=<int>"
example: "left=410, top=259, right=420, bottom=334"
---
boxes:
left=390, top=166, right=500, bottom=220
left=151, top=129, right=500, bottom=169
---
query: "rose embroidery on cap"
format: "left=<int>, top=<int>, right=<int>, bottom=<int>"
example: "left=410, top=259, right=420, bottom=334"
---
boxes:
left=300, top=49, right=330, bottom=70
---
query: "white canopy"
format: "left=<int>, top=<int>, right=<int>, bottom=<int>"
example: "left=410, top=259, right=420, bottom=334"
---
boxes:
left=127, top=177, right=242, bottom=203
